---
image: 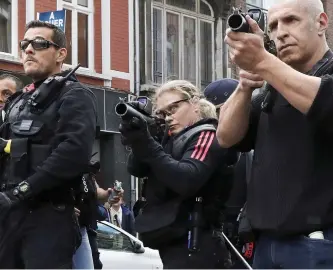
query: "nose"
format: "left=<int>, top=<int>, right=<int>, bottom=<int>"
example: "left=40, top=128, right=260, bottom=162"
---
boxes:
left=276, top=24, right=289, bottom=41
left=23, top=43, right=35, bottom=55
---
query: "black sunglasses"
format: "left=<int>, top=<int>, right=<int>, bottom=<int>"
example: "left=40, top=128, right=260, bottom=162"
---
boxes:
left=20, top=38, right=60, bottom=51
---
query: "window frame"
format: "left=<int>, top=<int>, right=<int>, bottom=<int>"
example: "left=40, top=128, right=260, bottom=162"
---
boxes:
left=150, top=0, right=214, bottom=88
left=57, top=0, right=94, bottom=71
left=0, top=0, right=18, bottom=58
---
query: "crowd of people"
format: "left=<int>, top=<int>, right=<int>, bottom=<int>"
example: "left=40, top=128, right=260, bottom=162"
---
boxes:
left=0, top=0, right=332, bottom=268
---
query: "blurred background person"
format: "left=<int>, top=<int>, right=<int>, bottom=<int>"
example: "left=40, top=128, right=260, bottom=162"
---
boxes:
left=0, top=74, right=24, bottom=122
left=99, top=188, right=136, bottom=236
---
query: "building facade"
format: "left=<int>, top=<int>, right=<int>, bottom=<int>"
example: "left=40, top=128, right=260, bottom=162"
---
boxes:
left=0, top=0, right=138, bottom=205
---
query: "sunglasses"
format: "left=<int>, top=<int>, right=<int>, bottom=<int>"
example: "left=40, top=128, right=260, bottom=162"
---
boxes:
left=20, top=38, right=60, bottom=51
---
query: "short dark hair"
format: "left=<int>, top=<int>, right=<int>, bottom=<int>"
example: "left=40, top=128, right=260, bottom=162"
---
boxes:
left=0, top=73, right=24, bottom=91
left=25, top=20, right=67, bottom=49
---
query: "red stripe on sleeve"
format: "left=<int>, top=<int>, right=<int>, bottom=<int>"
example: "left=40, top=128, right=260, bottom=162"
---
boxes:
left=190, top=131, right=207, bottom=159
left=193, top=132, right=211, bottom=160
left=199, top=132, right=215, bottom=161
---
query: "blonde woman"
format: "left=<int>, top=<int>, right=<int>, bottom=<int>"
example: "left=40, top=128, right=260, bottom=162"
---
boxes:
left=119, top=80, right=237, bottom=269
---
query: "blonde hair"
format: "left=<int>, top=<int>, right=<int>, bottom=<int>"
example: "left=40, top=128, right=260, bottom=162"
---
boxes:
left=199, top=99, right=217, bottom=119
left=153, top=80, right=201, bottom=104
left=153, top=80, right=217, bottom=120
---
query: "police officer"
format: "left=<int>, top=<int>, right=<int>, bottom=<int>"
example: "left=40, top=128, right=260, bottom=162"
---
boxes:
left=120, top=80, right=237, bottom=269
left=204, top=78, right=255, bottom=268
left=0, top=20, right=97, bottom=268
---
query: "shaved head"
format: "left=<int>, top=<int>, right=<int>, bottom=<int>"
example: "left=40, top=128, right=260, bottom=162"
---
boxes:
left=269, top=0, right=324, bottom=20
left=267, top=0, right=329, bottom=72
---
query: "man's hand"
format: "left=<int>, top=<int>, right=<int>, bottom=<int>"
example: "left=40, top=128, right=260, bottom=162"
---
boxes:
left=109, top=188, right=124, bottom=205
left=225, top=15, right=269, bottom=72
left=238, top=69, right=265, bottom=91
left=97, top=187, right=112, bottom=202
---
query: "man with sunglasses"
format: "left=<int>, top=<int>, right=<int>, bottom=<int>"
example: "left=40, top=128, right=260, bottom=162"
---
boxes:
left=0, top=20, right=97, bottom=268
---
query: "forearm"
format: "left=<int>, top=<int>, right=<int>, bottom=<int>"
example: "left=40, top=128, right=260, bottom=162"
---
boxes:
left=216, top=88, right=252, bottom=148
left=255, top=53, right=321, bottom=114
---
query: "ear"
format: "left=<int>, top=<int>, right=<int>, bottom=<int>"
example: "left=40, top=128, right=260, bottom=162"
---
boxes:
left=317, top=12, right=329, bottom=36
left=56, top=48, right=67, bottom=64
left=191, top=96, right=200, bottom=112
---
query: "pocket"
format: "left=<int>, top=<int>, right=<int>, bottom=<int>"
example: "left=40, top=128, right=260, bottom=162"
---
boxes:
left=10, top=120, right=44, bottom=138
left=30, top=144, right=52, bottom=172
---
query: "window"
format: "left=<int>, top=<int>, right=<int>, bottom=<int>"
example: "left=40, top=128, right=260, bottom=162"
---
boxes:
left=0, top=0, right=12, bottom=53
left=152, top=0, right=214, bottom=89
left=97, top=222, right=134, bottom=252
left=59, top=0, right=93, bottom=69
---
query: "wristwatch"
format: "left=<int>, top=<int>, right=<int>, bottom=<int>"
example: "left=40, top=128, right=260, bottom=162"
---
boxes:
left=13, top=181, right=30, bottom=197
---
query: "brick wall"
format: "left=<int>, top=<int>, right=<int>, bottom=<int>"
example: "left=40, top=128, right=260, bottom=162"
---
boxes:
left=94, top=0, right=102, bottom=74
left=35, top=0, right=57, bottom=14
left=111, top=0, right=129, bottom=73
left=1, top=0, right=131, bottom=91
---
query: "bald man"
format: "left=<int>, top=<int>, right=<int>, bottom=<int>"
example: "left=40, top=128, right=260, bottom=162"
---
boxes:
left=220, top=0, right=333, bottom=268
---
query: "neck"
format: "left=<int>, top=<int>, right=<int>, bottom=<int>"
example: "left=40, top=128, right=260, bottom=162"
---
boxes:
left=295, top=42, right=330, bottom=73
left=112, top=204, right=121, bottom=211
left=32, top=67, right=62, bottom=82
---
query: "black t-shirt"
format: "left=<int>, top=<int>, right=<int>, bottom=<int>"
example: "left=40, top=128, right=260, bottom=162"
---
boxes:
left=236, top=50, right=333, bottom=236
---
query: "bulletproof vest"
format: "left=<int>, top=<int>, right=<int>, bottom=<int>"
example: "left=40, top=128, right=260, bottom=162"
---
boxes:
left=171, top=124, right=216, bottom=159
left=171, top=124, right=234, bottom=227
left=0, top=81, right=74, bottom=188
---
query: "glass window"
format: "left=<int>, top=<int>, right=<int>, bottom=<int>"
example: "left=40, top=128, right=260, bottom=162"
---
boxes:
left=64, top=9, right=72, bottom=65
left=153, top=8, right=163, bottom=84
left=200, top=21, right=212, bottom=89
left=183, top=17, right=196, bottom=84
left=78, top=0, right=88, bottom=7
left=78, top=13, right=88, bottom=67
left=200, top=1, right=211, bottom=16
left=166, top=12, right=179, bottom=80
left=97, top=223, right=134, bottom=252
left=61, top=1, right=93, bottom=68
left=166, top=0, right=196, bottom=12
left=151, top=0, right=214, bottom=88
left=0, top=0, right=12, bottom=53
